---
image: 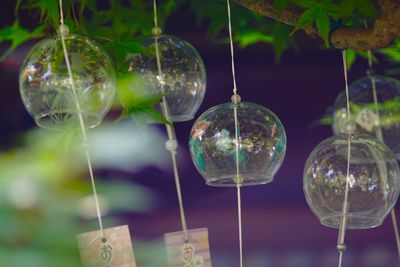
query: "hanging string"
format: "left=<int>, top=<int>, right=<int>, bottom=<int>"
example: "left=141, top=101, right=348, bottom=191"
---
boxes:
left=390, top=205, right=400, bottom=260
left=152, top=0, right=159, bottom=29
left=362, top=21, right=383, bottom=142
left=152, top=0, right=189, bottom=241
left=234, top=102, right=243, bottom=267
left=227, top=0, right=238, bottom=96
left=58, top=0, right=64, bottom=25
left=337, top=50, right=352, bottom=267
left=226, top=0, right=243, bottom=266
left=368, top=58, right=384, bottom=141
left=363, top=21, right=400, bottom=257
left=58, top=0, right=104, bottom=235
left=237, top=184, right=243, bottom=267
left=343, top=51, right=351, bottom=122
left=234, top=102, right=242, bottom=267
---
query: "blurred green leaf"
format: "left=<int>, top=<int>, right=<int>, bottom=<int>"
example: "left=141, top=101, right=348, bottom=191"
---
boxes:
left=339, top=0, right=356, bottom=17
left=103, top=38, right=146, bottom=71
left=291, top=9, right=317, bottom=35
left=355, top=0, right=377, bottom=17
left=273, top=22, right=295, bottom=62
left=315, top=11, right=330, bottom=47
left=0, top=21, right=46, bottom=60
left=320, top=0, right=339, bottom=18
left=314, top=114, right=333, bottom=126
left=116, top=71, right=170, bottom=125
left=345, top=49, right=356, bottom=69
left=274, top=0, right=289, bottom=14
left=15, top=0, right=23, bottom=15
left=79, top=0, right=96, bottom=14
left=379, top=39, right=400, bottom=62
left=30, top=0, right=60, bottom=28
left=236, top=30, right=274, bottom=47
left=118, top=96, right=170, bottom=125
left=0, top=124, right=166, bottom=266
left=342, top=49, right=378, bottom=70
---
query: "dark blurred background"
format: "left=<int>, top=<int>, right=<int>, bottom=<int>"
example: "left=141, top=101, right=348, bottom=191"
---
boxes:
left=0, top=1, right=399, bottom=266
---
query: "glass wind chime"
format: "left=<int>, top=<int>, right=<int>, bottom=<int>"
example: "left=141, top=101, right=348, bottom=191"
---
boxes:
left=304, top=50, right=400, bottom=267
left=189, top=1, right=286, bottom=266
left=332, top=62, right=400, bottom=160
left=128, top=1, right=211, bottom=266
left=332, top=46, right=400, bottom=258
left=19, top=1, right=137, bottom=266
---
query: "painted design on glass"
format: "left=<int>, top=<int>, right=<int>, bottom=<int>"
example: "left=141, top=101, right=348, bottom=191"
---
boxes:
left=189, top=102, right=286, bottom=187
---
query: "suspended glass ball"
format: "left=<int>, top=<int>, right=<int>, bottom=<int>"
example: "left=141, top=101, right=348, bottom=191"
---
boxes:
left=304, top=132, right=400, bottom=229
left=129, top=35, right=206, bottom=122
left=19, top=33, right=116, bottom=130
left=189, top=101, right=286, bottom=187
left=333, top=75, right=400, bottom=159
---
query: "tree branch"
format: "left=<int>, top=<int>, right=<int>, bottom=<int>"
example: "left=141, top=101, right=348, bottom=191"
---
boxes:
left=234, top=0, right=318, bottom=36
left=330, top=0, right=400, bottom=50
left=234, top=0, right=400, bottom=50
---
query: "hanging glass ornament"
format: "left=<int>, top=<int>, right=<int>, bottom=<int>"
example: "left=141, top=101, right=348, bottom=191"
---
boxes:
left=143, top=1, right=212, bottom=264
left=333, top=75, right=400, bottom=159
left=189, top=101, right=286, bottom=187
left=304, top=130, right=400, bottom=229
left=19, top=33, right=116, bottom=130
left=129, top=34, right=206, bottom=122
left=188, top=1, right=287, bottom=265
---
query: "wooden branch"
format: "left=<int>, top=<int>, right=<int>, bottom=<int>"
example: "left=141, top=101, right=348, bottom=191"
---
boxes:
left=233, top=0, right=318, bottom=37
left=330, top=0, right=400, bottom=50
left=234, top=0, right=400, bottom=50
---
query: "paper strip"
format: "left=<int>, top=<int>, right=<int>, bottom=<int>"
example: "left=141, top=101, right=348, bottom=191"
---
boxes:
left=164, top=228, right=212, bottom=267
left=77, top=225, right=137, bottom=267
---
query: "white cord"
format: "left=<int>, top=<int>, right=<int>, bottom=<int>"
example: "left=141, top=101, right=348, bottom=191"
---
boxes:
left=59, top=0, right=64, bottom=25
left=227, top=0, right=238, bottom=96
left=58, top=0, right=104, bottom=235
left=365, top=43, right=400, bottom=260
left=234, top=98, right=242, bottom=266
left=226, top=1, right=243, bottom=266
left=153, top=0, right=159, bottom=29
left=391, top=211, right=400, bottom=260
left=234, top=95, right=242, bottom=267
left=152, top=0, right=189, bottom=241
left=343, top=51, right=351, bottom=122
left=237, top=184, right=243, bottom=267
left=337, top=50, right=352, bottom=267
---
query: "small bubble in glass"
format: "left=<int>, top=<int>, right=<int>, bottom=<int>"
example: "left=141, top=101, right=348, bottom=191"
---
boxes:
left=189, top=102, right=286, bottom=187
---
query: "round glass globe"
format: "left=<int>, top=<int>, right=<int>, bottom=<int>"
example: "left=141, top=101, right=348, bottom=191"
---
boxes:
left=19, top=34, right=116, bottom=130
left=129, top=35, right=206, bottom=122
left=304, top=133, right=400, bottom=229
left=333, top=75, right=400, bottom=159
left=189, top=102, right=286, bottom=187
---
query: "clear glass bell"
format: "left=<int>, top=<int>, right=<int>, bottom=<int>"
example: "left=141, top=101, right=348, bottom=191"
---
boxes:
left=129, top=35, right=206, bottom=122
left=189, top=101, right=286, bottom=187
left=304, top=132, right=400, bottom=229
left=19, top=34, right=116, bottom=130
left=333, top=75, right=400, bottom=159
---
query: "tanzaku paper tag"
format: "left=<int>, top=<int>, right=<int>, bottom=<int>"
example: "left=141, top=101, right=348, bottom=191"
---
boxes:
left=356, top=108, right=379, bottom=132
left=77, top=225, right=137, bottom=267
left=164, top=228, right=212, bottom=267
